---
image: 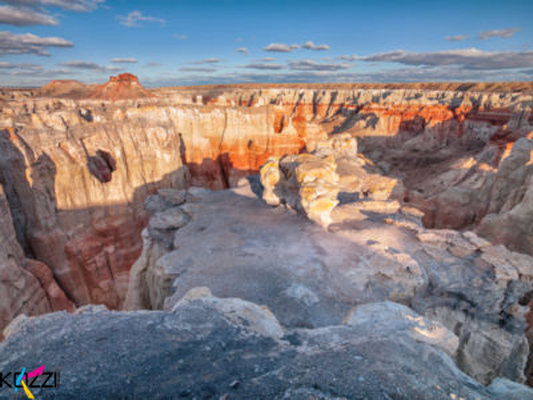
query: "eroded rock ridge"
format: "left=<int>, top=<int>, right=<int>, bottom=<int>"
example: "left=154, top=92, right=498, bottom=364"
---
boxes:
left=1, top=81, right=532, bottom=346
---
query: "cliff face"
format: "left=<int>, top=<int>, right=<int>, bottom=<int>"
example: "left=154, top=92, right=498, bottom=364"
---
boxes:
left=0, top=89, right=312, bottom=320
left=0, top=184, right=73, bottom=340
left=0, top=82, right=532, bottom=338
left=124, top=144, right=533, bottom=386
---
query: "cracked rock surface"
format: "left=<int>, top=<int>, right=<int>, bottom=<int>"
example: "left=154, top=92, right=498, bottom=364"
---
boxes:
left=2, top=291, right=533, bottom=399
left=125, top=176, right=533, bottom=387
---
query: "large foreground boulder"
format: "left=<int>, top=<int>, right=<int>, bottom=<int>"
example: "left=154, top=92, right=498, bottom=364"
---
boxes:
left=2, top=291, right=532, bottom=399
left=126, top=182, right=533, bottom=386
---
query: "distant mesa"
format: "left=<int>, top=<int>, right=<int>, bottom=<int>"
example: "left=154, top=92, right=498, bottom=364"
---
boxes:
left=39, top=79, right=90, bottom=99
left=108, top=73, right=138, bottom=83
left=92, top=73, right=154, bottom=101
left=38, top=73, right=153, bottom=101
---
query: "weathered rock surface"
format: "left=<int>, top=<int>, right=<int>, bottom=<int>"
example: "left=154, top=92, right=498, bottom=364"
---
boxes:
left=0, top=184, right=73, bottom=341
left=1, top=82, right=532, bottom=342
left=38, top=74, right=154, bottom=101
left=2, top=291, right=533, bottom=399
left=366, top=122, right=533, bottom=256
left=2, top=81, right=533, bottom=396
left=261, top=135, right=401, bottom=227
left=261, top=153, right=340, bottom=227
left=92, top=73, right=155, bottom=101
left=125, top=179, right=533, bottom=385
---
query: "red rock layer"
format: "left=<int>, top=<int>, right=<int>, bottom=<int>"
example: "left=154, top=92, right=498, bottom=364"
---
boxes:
left=0, top=85, right=530, bottom=336
left=37, top=74, right=153, bottom=101
left=91, top=73, right=154, bottom=101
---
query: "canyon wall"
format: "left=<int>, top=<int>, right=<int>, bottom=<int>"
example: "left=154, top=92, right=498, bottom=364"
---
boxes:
left=0, top=183, right=73, bottom=340
left=0, top=82, right=532, bottom=336
left=0, top=89, right=314, bottom=326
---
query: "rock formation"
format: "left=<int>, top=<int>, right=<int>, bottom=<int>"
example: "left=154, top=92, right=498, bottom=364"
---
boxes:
left=124, top=169, right=533, bottom=386
left=37, top=74, right=154, bottom=101
left=39, top=80, right=92, bottom=99
left=0, top=183, right=74, bottom=341
left=2, top=291, right=533, bottom=399
left=260, top=134, right=400, bottom=227
left=91, top=73, right=154, bottom=101
left=1, top=81, right=533, bottom=394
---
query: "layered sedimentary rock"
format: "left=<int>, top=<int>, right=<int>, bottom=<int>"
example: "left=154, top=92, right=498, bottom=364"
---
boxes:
left=92, top=73, right=155, bottom=101
left=260, top=134, right=401, bottom=227
left=0, top=83, right=306, bottom=320
left=125, top=174, right=533, bottom=385
left=39, top=74, right=154, bottom=101
left=1, top=80, right=532, bottom=338
left=167, top=84, right=533, bottom=257
left=2, top=291, right=533, bottom=399
left=2, top=80, right=533, bottom=395
left=0, top=184, right=73, bottom=340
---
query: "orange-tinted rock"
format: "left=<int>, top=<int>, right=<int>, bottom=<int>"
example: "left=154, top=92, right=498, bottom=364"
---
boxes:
left=0, top=183, right=73, bottom=339
left=23, top=259, right=75, bottom=313
left=39, top=80, right=91, bottom=98
left=91, top=73, right=154, bottom=101
left=0, top=83, right=532, bottom=334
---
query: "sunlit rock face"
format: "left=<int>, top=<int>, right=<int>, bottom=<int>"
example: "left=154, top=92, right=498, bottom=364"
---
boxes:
left=125, top=179, right=533, bottom=385
left=0, top=80, right=532, bottom=338
left=1, top=80, right=533, bottom=394
left=260, top=134, right=401, bottom=228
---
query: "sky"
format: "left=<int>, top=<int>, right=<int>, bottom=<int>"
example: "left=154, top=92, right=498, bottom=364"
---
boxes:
left=0, top=0, right=532, bottom=87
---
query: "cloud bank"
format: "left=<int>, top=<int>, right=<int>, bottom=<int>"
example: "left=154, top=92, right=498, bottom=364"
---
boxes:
left=0, top=31, right=73, bottom=56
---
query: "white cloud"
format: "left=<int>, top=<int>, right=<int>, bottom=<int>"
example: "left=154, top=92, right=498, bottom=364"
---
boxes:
left=0, top=5, right=58, bottom=26
left=131, top=64, right=533, bottom=88
left=263, top=43, right=300, bottom=52
left=179, top=66, right=218, bottom=73
left=112, top=58, right=138, bottom=64
left=189, top=58, right=220, bottom=64
left=235, top=47, right=249, bottom=55
left=288, top=59, right=351, bottom=71
left=360, top=48, right=533, bottom=70
left=61, top=60, right=122, bottom=72
left=302, top=41, right=330, bottom=51
left=338, top=54, right=361, bottom=62
left=478, top=27, right=521, bottom=40
left=61, top=61, right=100, bottom=69
left=0, top=61, right=41, bottom=70
left=10, top=67, right=72, bottom=77
left=257, top=57, right=276, bottom=62
left=2, top=0, right=105, bottom=12
left=244, top=63, right=284, bottom=70
left=0, top=31, right=73, bottom=56
left=444, top=35, right=468, bottom=42
left=172, top=34, right=187, bottom=40
left=117, top=11, right=166, bottom=28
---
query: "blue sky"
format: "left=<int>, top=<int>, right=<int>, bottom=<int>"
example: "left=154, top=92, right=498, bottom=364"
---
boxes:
left=0, top=0, right=532, bottom=87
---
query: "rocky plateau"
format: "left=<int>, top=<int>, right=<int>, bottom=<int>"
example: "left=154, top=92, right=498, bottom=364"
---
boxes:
left=1, top=76, right=533, bottom=398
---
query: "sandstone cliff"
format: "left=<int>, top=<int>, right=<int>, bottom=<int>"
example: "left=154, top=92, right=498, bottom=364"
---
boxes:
left=125, top=174, right=533, bottom=386
left=1, top=80, right=532, bottom=339
left=0, top=184, right=73, bottom=340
